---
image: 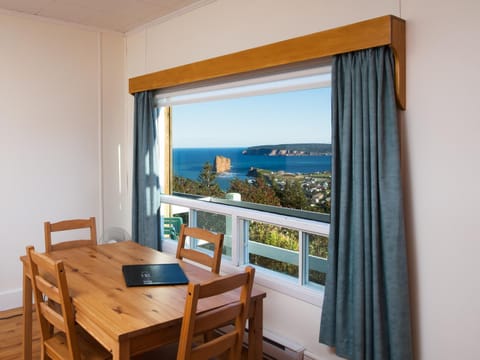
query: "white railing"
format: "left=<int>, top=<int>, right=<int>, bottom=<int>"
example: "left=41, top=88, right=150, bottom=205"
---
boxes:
left=160, top=194, right=329, bottom=304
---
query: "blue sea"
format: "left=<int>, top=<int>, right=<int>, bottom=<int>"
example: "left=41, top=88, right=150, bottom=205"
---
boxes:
left=173, top=147, right=332, bottom=190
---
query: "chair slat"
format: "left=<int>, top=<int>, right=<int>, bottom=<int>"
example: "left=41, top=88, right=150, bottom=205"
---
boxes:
left=179, top=248, right=215, bottom=268
left=194, top=303, right=242, bottom=335
left=191, top=331, right=237, bottom=359
left=198, top=272, right=248, bottom=299
left=39, top=302, right=66, bottom=331
left=176, top=224, right=224, bottom=274
left=34, top=275, right=61, bottom=303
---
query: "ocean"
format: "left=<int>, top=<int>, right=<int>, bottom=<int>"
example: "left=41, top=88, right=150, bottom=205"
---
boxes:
left=173, top=147, right=332, bottom=190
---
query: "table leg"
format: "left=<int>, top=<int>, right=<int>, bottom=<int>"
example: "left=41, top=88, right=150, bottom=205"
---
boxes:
left=248, top=297, right=264, bottom=360
left=112, top=339, right=130, bottom=360
left=22, top=262, right=32, bottom=360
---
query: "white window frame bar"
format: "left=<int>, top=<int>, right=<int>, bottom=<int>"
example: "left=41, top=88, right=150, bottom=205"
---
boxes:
left=155, top=66, right=331, bottom=106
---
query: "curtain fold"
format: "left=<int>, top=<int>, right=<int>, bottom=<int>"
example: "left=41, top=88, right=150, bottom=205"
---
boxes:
left=319, top=46, right=413, bottom=360
left=132, top=91, right=161, bottom=250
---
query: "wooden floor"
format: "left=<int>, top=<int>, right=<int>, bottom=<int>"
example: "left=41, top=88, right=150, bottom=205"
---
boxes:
left=0, top=307, right=41, bottom=360
left=0, top=308, right=256, bottom=360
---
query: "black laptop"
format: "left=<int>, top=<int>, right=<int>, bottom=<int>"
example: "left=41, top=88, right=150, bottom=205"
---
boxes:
left=122, top=263, right=189, bottom=287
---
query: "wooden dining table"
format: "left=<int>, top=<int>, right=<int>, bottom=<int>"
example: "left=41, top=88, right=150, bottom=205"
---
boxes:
left=20, top=241, right=266, bottom=360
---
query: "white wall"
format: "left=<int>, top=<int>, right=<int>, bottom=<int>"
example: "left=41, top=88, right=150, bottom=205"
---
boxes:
left=100, top=31, right=130, bottom=234
left=402, top=0, right=480, bottom=359
left=124, top=0, right=480, bottom=359
left=0, top=11, right=125, bottom=309
left=127, top=0, right=399, bottom=77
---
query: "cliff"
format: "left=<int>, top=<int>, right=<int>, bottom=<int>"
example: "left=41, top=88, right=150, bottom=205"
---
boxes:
left=214, top=155, right=231, bottom=173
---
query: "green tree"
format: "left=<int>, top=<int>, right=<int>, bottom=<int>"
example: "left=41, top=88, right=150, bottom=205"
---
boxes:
left=275, top=179, right=309, bottom=210
left=173, top=162, right=225, bottom=198
left=228, top=177, right=281, bottom=206
left=173, top=176, right=200, bottom=194
left=197, top=161, right=224, bottom=197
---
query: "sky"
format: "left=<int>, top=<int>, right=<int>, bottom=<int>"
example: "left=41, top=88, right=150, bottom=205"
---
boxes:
left=171, top=87, right=331, bottom=148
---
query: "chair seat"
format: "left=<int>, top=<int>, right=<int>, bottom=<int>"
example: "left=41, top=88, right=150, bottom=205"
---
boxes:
left=45, top=326, right=111, bottom=360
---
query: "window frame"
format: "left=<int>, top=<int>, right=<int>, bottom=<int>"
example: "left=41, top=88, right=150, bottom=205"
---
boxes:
left=156, top=64, right=333, bottom=303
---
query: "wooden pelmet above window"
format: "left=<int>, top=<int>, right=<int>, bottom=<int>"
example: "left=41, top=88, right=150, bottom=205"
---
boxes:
left=129, top=15, right=406, bottom=109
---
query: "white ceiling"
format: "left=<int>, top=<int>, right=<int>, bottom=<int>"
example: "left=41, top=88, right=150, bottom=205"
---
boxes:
left=0, top=0, right=213, bottom=32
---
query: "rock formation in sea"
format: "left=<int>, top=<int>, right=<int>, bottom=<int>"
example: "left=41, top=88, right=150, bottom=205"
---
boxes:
left=214, top=155, right=231, bottom=173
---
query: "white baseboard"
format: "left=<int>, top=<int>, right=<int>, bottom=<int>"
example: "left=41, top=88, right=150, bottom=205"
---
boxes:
left=0, top=288, right=23, bottom=311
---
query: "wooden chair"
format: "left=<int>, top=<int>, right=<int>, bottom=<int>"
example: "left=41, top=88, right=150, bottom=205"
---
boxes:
left=177, top=266, right=255, bottom=360
left=44, top=217, right=97, bottom=252
left=26, top=246, right=111, bottom=360
left=176, top=224, right=224, bottom=274
left=134, top=266, right=255, bottom=360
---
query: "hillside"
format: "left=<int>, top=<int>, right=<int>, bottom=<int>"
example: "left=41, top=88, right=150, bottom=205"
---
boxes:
left=242, top=143, right=332, bottom=156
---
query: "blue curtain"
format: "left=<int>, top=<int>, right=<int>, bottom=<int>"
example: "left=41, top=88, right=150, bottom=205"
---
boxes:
left=319, top=46, right=413, bottom=360
left=132, top=91, right=161, bottom=250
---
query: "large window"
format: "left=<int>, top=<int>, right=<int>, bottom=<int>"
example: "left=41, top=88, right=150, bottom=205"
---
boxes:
left=158, top=67, right=331, bottom=291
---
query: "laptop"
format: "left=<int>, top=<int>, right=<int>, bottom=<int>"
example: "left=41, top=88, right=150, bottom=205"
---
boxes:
left=122, top=263, right=189, bottom=287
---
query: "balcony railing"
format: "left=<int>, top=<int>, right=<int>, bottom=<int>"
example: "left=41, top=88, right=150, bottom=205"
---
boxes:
left=160, top=194, right=330, bottom=302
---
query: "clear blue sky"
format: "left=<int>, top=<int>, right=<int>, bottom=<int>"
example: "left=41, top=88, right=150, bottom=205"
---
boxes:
left=171, top=87, right=331, bottom=148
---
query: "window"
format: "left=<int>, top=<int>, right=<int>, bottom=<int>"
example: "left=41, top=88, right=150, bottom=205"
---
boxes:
left=158, top=66, right=331, bottom=295
left=129, top=16, right=406, bottom=304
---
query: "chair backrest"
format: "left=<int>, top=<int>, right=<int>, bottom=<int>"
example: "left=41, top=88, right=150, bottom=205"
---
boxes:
left=26, top=246, right=81, bottom=360
left=176, top=224, right=224, bottom=274
left=44, top=217, right=97, bottom=252
left=177, top=266, right=255, bottom=360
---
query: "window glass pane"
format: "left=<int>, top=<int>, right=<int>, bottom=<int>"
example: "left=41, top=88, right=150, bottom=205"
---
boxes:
left=194, top=210, right=230, bottom=258
left=170, top=86, right=332, bottom=216
left=247, top=221, right=299, bottom=279
left=305, top=232, right=328, bottom=286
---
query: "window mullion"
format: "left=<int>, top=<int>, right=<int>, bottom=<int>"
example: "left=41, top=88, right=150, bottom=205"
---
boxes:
left=298, top=231, right=305, bottom=286
left=230, top=214, right=240, bottom=266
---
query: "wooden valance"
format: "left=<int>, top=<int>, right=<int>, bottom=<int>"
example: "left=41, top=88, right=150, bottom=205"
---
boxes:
left=129, top=15, right=406, bottom=109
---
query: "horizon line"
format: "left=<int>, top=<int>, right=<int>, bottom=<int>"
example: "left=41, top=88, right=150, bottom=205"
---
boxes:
left=173, top=142, right=332, bottom=149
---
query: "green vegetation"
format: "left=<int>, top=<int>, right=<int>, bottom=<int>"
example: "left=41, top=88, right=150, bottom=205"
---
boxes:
left=229, top=177, right=281, bottom=206
left=173, top=161, right=330, bottom=285
left=174, top=162, right=224, bottom=197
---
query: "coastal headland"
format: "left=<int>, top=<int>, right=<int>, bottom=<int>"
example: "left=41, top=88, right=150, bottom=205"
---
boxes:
left=241, top=143, right=332, bottom=156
